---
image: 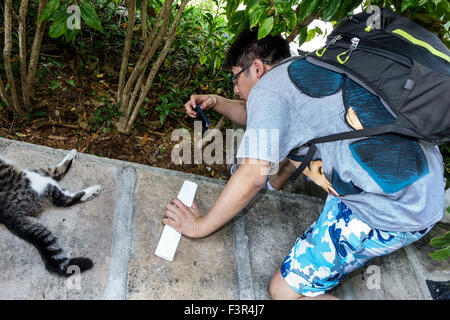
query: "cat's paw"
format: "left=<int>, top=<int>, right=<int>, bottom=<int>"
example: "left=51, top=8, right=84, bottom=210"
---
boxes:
left=80, top=185, right=102, bottom=201
left=58, top=149, right=77, bottom=166
left=65, top=149, right=78, bottom=162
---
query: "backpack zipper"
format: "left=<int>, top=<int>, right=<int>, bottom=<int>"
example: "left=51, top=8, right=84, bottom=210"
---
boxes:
left=316, top=34, right=342, bottom=57
left=336, top=37, right=360, bottom=64
left=333, top=33, right=412, bottom=67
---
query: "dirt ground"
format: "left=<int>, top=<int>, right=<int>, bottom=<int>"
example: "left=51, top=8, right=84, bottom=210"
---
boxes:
left=0, top=46, right=231, bottom=181
left=0, top=112, right=231, bottom=181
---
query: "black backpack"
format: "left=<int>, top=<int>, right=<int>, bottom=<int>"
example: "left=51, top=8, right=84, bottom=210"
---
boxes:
left=286, top=6, right=450, bottom=182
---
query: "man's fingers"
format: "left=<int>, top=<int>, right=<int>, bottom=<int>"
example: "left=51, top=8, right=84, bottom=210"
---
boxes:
left=184, top=95, right=198, bottom=118
left=167, top=198, right=191, bottom=218
left=162, top=217, right=179, bottom=231
left=190, top=95, right=197, bottom=108
left=164, top=209, right=179, bottom=222
left=185, top=102, right=197, bottom=118
left=166, top=200, right=180, bottom=211
left=163, top=198, right=204, bottom=238
left=172, top=198, right=188, bottom=210
left=200, top=98, right=209, bottom=110
left=170, top=198, right=200, bottom=220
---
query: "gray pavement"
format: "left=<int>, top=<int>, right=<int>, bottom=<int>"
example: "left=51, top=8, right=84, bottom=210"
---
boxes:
left=0, top=137, right=448, bottom=300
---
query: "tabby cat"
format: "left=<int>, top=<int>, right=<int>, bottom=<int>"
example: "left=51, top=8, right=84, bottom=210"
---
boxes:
left=0, top=149, right=101, bottom=277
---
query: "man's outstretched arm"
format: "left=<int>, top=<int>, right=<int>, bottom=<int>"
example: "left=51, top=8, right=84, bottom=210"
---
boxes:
left=163, top=158, right=270, bottom=238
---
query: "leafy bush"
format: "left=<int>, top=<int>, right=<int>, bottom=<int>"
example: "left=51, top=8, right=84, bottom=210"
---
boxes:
left=152, top=1, right=234, bottom=125
left=429, top=227, right=450, bottom=260
left=39, top=0, right=104, bottom=43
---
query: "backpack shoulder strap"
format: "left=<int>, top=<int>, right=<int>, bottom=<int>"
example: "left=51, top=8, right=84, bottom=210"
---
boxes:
left=270, top=55, right=305, bottom=71
left=287, top=124, right=397, bottom=183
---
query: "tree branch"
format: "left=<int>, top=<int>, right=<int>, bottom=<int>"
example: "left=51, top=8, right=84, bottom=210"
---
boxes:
left=118, top=0, right=173, bottom=124
left=27, top=0, right=48, bottom=99
left=3, top=0, right=23, bottom=115
left=126, top=69, right=146, bottom=118
left=18, top=0, right=29, bottom=108
left=141, top=0, right=147, bottom=40
left=0, top=74, right=13, bottom=111
left=117, top=0, right=137, bottom=101
left=125, top=0, right=190, bottom=132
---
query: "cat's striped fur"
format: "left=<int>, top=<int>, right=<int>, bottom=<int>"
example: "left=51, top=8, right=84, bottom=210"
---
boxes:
left=0, top=150, right=101, bottom=277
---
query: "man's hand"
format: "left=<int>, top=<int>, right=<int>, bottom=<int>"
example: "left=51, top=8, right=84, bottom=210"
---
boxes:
left=163, top=198, right=205, bottom=238
left=184, top=94, right=217, bottom=118
left=184, top=94, right=247, bottom=126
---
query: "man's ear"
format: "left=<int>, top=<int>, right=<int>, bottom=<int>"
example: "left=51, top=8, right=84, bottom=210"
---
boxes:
left=254, top=59, right=267, bottom=79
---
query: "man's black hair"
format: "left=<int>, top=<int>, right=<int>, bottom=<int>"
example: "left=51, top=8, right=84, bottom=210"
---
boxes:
left=224, top=27, right=291, bottom=69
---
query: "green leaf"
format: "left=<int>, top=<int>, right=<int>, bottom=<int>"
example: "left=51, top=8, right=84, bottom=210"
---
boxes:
left=228, top=10, right=249, bottom=35
left=34, top=111, right=49, bottom=118
left=431, top=0, right=443, bottom=6
left=298, top=0, right=321, bottom=22
left=430, top=231, right=450, bottom=247
left=444, top=21, right=450, bottom=32
left=271, top=21, right=287, bottom=35
left=258, top=16, right=274, bottom=39
left=249, top=5, right=266, bottom=29
left=226, top=0, right=240, bottom=20
left=306, top=26, right=322, bottom=42
left=64, top=28, right=79, bottom=43
left=298, top=25, right=308, bottom=45
left=199, top=53, right=207, bottom=65
left=50, top=6, right=68, bottom=22
left=49, top=16, right=68, bottom=38
left=214, top=55, right=221, bottom=72
left=322, top=0, right=341, bottom=21
left=338, top=0, right=364, bottom=20
left=80, top=3, right=104, bottom=32
left=284, top=7, right=297, bottom=30
left=245, top=0, right=260, bottom=12
left=428, top=246, right=450, bottom=260
left=49, top=79, right=60, bottom=90
left=39, top=0, right=61, bottom=23
left=401, top=0, right=419, bottom=12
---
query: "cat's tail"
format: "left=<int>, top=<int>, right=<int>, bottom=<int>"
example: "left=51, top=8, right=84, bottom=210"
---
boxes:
left=3, top=215, right=93, bottom=277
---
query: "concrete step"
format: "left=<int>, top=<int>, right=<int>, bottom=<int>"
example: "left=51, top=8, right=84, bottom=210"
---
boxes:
left=0, top=137, right=448, bottom=300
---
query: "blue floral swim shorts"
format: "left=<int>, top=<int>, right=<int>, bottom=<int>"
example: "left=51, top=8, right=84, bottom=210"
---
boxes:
left=281, top=196, right=432, bottom=297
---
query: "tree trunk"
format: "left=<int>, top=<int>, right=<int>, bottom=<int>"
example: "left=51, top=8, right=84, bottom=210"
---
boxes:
left=0, top=74, right=13, bottom=112
left=115, top=0, right=190, bottom=134
left=18, top=0, right=30, bottom=109
left=141, top=0, right=148, bottom=40
left=116, top=0, right=172, bottom=128
left=27, top=0, right=48, bottom=101
left=1, top=0, right=48, bottom=117
left=3, top=0, right=24, bottom=116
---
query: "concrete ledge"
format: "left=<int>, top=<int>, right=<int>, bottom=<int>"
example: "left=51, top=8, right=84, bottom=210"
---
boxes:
left=0, top=137, right=448, bottom=300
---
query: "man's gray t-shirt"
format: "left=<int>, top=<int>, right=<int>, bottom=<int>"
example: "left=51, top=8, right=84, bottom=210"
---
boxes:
left=236, top=60, right=444, bottom=232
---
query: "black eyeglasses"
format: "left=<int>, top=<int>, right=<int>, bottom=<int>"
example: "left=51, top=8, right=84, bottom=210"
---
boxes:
left=231, top=61, right=253, bottom=86
left=231, top=60, right=269, bottom=86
